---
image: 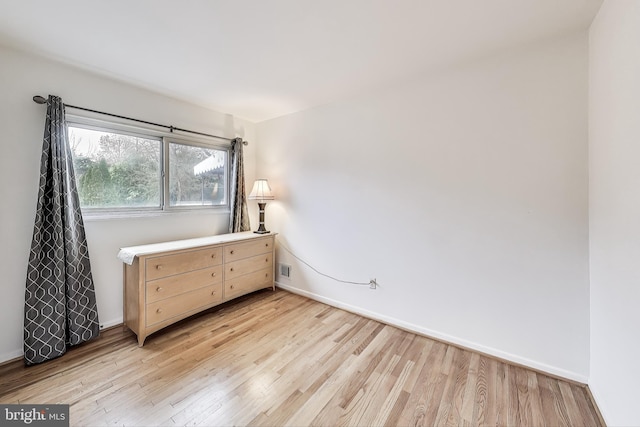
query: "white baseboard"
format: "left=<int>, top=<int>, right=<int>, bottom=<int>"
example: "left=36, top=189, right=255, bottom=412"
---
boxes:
left=0, top=349, right=24, bottom=365
left=100, top=317, right=123, bottom=330
left=0, top=317, right=124, bottom=365
left=586, top=382, right=609, bottom=426
left=3, top=289, right=589, bottom=385
left=276, top=281, right=589, bottom=384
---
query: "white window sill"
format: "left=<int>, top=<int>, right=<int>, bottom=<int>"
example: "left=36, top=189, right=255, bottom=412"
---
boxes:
left=81, top=208, right=230, bottom=222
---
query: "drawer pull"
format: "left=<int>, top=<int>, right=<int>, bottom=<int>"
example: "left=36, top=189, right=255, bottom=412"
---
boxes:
left=156, top=287, right=163, bottom=292
left=265, top=273, right=268, bottom=277
left=156, top=264, right=163, bottom=270
left=230, top=268, right=234, bottom=272
left=265, top=243, right=269, bottom=247
left=211, top=290, right=216, bottom=296
left=156, top=308, right=162, bottom=314
left=230, top=250, right=235, bottom=254
left=211, top=272, right=216, bottom=277
left=230, top=285, right=235, bottom=289
left=265, top=258, right=269, bottom=262
left=211, top=253, right=216, bottom=259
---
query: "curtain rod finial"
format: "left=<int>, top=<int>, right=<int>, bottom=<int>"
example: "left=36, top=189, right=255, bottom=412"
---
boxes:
left=33, top=95, right=47, bottom=104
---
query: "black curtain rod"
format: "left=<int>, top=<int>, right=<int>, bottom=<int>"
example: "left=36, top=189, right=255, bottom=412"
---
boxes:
left=32, top=95, right=247, bottom=145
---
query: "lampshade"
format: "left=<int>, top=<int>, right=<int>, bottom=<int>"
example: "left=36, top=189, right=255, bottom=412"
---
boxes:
left=248, top=179, right=275, bottom=201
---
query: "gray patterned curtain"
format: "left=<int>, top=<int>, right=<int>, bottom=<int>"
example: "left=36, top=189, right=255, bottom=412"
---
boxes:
left=228, top=137, right=251, bottom=233
left=24, top=95, right=100, bottom=365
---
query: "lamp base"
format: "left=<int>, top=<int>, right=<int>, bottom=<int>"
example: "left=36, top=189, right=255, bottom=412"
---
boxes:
left=253, top=202, right=270, bottom=234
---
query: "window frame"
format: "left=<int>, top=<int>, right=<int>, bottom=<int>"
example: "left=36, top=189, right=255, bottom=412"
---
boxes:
left=66, top=114, right=231, bottom=217
left=163, top=136, right=230, bottom=211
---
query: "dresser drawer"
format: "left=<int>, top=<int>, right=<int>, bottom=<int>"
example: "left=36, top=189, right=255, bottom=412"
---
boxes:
left=224, top=236, right=273, bottom=263
left=224, top=268, right=273, bottom=300
left=225, top=253, right=273, bottom=281
left=146, top=265, right=223, bottom=304
left=146, top=247, right=223, bottom=281
left=146, top=283, right=222, bottom=326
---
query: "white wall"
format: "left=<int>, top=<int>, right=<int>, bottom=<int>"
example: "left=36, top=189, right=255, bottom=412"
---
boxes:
left=0, top=44, right=257, bottom=362
left=589, top=2, right=640, bottom=425
left=258, top=33, right=590, bottom=381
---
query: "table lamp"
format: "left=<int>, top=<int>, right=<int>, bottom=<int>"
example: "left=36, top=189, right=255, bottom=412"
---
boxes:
left=248, top=179, right=275, bottom=234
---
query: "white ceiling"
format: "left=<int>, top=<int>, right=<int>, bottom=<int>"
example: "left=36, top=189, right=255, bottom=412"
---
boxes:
left=0, top=0, right=602, bottom=122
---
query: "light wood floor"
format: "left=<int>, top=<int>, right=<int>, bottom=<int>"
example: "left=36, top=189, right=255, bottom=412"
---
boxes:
left=0, top=289, right=603, bottom=426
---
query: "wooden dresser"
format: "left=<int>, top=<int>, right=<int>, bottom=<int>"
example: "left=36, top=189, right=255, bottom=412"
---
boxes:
left=119, top=232, right=275, bottom=346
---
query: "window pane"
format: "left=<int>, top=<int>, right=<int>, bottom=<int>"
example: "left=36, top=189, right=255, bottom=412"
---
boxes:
left=169, top=142, right=227, bottom=207
left=69, top=126, right=161, bottom=208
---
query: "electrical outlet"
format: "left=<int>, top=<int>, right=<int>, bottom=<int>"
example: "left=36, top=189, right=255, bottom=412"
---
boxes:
left=369, top=278, right=377, bottom=289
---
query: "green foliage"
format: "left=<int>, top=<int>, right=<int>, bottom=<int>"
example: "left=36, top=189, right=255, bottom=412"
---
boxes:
left=78, top=158, right=115, bottom=206
left=71, top=129, right=225, bottom=208
left=73, top=133, right=161, bottom=208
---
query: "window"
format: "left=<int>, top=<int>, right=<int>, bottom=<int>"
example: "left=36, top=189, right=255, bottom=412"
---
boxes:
left=168, top=141, right=227, bottom=207
left=68, top=121, right=229, bottom=213
left=69, top=127, right=162, bottom=209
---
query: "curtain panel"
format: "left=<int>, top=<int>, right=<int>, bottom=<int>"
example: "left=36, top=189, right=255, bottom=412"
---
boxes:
left=228, top=137, right=251, bottom=233
left=24, top=95, right=100, bottom=365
